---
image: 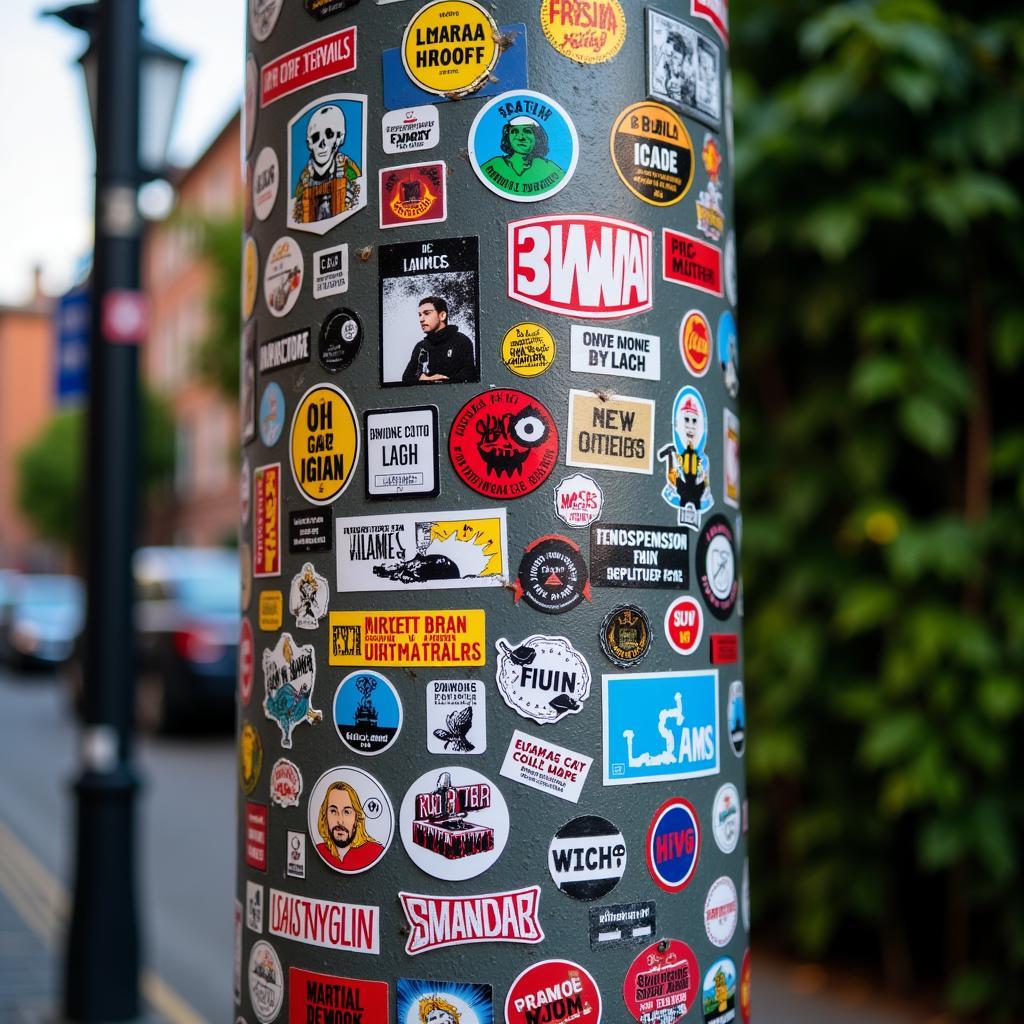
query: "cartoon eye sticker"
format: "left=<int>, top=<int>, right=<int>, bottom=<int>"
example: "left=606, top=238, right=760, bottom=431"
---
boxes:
left=511, top=406, right=550, bottom=447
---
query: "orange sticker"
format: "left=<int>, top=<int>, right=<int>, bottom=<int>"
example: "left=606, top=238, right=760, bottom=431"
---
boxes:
left=680, top=310, right=712, bottom=377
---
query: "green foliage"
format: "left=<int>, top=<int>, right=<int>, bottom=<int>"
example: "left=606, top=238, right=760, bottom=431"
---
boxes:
left=735, top=0, right=1024, bottom=1013
left=193, top=211, right=243, bottom=399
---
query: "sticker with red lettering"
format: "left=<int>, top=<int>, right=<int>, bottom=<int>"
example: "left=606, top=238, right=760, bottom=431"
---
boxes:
left=680, top=309, right=712, bottom=377
left=239, top=618, right=254, bottom=705
left=246, top=801, right=268, bottom=872
left=288, top=969, right=387, bottom=1023
left=505, top=960, right=602, bottom=1024
left=705, top=876, right=739, bottom=947
left=253, top=464, right=281, bottom=578
left=268, top=889, right=380, bottom=954
left=379, top=161, right=447, bottom=229
left=663, top=228, right=723, bottom=297
left=499, top=729, right=593, bottom=803
left=664, top=595, right=704, bottom=656
left=623, top=939, right=699, bottom=1022
left=646, top=797, right=700, bottom=893
left=260, top=28, right=357, bottom=107
left=247, top=940, right=283, bottom=1024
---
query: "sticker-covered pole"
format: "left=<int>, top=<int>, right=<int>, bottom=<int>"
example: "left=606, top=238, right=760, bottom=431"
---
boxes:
left=239, top=3, right=748, bottom=1023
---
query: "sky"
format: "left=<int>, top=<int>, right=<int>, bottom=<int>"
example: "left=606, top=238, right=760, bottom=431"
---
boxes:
left=0, top=0, right=244, bottom=306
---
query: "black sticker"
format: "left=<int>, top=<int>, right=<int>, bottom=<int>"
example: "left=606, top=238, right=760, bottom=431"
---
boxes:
left=548, top=815, right=627, bottom=902
left=288, top=509, right=332, bottom=554
left=600, top=605, right=653, bottom=667
left=259, top=327, right=311, bottom=374
left=318, top=308, right=362, bottom=373
left=590, top=522, right=689, bottom=589
left=588, top=900, right=657, bottom=950
left=304, top=0, right=359, bottom=18
left=696, top=514, right=738, bottom=620
left=514, top=535, right=590, bottom=614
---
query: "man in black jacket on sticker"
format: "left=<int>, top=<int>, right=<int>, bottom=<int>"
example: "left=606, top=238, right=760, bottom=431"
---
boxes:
left=401, top=296, right=476, bottom=383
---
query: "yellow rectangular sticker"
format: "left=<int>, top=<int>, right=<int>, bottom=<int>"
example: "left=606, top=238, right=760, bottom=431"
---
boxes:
left=329, top=610, right=486, bottom=667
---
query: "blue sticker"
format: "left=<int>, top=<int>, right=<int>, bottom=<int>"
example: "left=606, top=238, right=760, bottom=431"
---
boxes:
left=259, top=382, right=286, bottom=447
left=333, top=670, right=403, bottom=756
left=702, top=957, right=737, bottom=1024
left=717, top=309, right=738, bottom=398
left=646, top=796, right=701, bottom=893
left=382, top=24, right=529, bottom=110
left=657, top=385, right=713, bottom=530
left=603, top=669, right=719, bottom=785
left=397, top=979, right=493, bottom=1024
left=727, top=679, right=745, bottom=757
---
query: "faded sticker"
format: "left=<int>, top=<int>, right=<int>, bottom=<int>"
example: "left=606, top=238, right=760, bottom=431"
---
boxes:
left=250, top=0, right=284, bottom=42
left=719, top=308, right=738, bottom=397
left=724, top=409, right=740, bottom=508
left=246, top=880, right=264, bottom=933
left=239, top=722, right=263, bottom=796
left=495, top=634, right=592, bottom=725
left=253, top=146, right=280, bottom=221
left=427, top=678, right=486, bottom=755
left=286, top=830, right=306, bottom=878
left=566, top=389, right=654, bottom=475
left=500, top=729, right=592, bottom=803
left=270, top=758, right=302, bottom=808
left=728, top=679, right=745, bottom=756
left=712, top=782, right=740, bottom=854
left=241, top=320, right=256, bottom=441
left=263, top=236, right=303, bottom=317
left=329, top=610, right=486, bottom=667
left=247, top=941, right=283, bottom=1024
left=259, top=382, right=285, bottom=448
left=246, top=802, right=268, bottom=871
left=258, top=589, right=283, bottom=631
left=705, top=876, right=739, bottom=947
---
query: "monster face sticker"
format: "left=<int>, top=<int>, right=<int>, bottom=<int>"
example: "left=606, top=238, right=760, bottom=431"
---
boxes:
left=262, top=632, right=323, bottom=748
left=659, top=385, right=713, bottom=530
left=495, top=635, right=592, bottom=725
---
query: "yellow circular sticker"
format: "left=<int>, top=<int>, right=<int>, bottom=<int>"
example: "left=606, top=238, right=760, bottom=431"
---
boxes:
left=239, top=722, right=262, bottom=796
left=402, top=0, right=500, bottom=97
left=610, top=102, right=694, bottom=207
left=289, top=383, right=360, bottom=506
left=502, top=322, right=556, bottom=377
left=540, top=0, right=626, bottom=64
left=242, top=236, right=258, bottom=321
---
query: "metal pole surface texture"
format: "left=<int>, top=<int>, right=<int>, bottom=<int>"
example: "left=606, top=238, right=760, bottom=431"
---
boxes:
left=238, top=3, right=748, bottom=1023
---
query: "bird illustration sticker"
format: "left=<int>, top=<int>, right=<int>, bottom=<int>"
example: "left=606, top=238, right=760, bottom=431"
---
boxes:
left=261, top=632, right=323, bottom=748
left=333, top=670, right=403, bottom=756
left=427, top=678, right=486, bottom=755
left=307, top=765, right=394, bottom=874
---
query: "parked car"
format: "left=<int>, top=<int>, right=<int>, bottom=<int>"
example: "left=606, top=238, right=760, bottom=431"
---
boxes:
left=2, top=573, right=85, bottom=671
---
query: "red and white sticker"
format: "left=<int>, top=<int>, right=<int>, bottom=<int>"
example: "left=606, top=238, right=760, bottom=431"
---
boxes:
left=663, top=229, right=723, bottom=297
left=288, top=969, right=387, bottom=1024
left=101, top=289, right=148, bottom=344
left=260, top=27, right=357, bottom=107
left=692, top=0, right=729, bottom=44
left=553, top=473, right=604, bottom=529
left=253, top=464, right=281, bottom=578
left=704, top=876, right=739, bottom=947
left=239, top=619, right=254, bottom=705
left=245, top=801, right=268, bottom=871
left=499, top=729, right=593, bottom=803
left=269, top=758, right=302, bottom=808
left=505, top=959, right=602, bottom=1024
left=680, top=309, right=712, bottom=377
left=664, top=596, right=704, bottom=655
left=252, top=146, right=279, bottom=222
left=268, top=888, right=379, bottom=954
left=623, top=939, right=699, bottom=1022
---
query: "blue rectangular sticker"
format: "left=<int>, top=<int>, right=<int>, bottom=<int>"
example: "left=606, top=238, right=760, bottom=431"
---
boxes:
left=602, top=670, right=720, bottom=786
left=382, top=23, right=528, bottom=110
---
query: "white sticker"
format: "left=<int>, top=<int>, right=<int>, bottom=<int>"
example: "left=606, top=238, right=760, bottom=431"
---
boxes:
left=270, top=758, right=303, bottom=808
left=233, top=900, right=242, bottom=1005
left=704, top=875, right=739, bottom=947
left=427, top=678, right=486, bottom=755
left=742, top=858, right=750, bottom=932
left=263, top=236, right=303, bottom=318
left=569, top=325, right=661, bottom=380
left=547, top=815, right=626, bottom=901
left=288, top=562, right=330, bottom=629
left=364, top=406, right=439, bottom=499
left=253, top=147, right=279, bottom=222
left=247, top=940, right=284, bottom=1024
left=495, top=635, right=593, bottom=725
left=382, top=104, right=441, bottom=154
left=499, top=729, right=592, bottom=803
left=286, top=829, right=306, bottom=879
left=245, top=881, right=264, bottom=933
left=307, top=765, right=394, bottom=875
left=553, top=473, right=603, bottom=529
left=711, top=782, right=740, bottom=854
left=724, top=409, right=740, bottom=509
left=312, top=243, right=349, bottom=299
left=249, top=0, right=283, bottom=42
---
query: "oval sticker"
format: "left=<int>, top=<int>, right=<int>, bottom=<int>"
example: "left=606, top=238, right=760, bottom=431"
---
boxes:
left=289, top=383, right=360, bottom=505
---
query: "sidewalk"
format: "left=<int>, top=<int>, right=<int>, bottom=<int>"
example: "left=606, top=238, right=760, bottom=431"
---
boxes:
left=0, top=884, right=55, bottom=1024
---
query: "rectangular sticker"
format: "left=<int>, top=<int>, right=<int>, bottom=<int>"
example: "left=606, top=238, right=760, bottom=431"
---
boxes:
left=398, top=980, right=492, bottom=1024
left=335, top=508, right=508, bottom=592
left=379, top=161, right=447, bottom=229
left=289, top=508, right=333, bottom=554
left=589, top=901, right=657, bottom=950
left=603, top=669, right=720, bottom=785
left=286, top=830, right=306, bottom=879
left=245, top=802, right=268, bottom=871
left=566, top=390, right=654, bottom=475
left=662, top=229, right=723, bottom=296
left=289, top=970, right=388, bottom=1023
left=329, top=610, right=486, bottom=667
left=646, top=8, right=721, bottom=127
left=427, top=678, right=486, bottom=755
left=261, top=27, right=357, bottom=107
left=590, top=523, right=689, bottom=589
left=363, top=405, right=440, bottom=500
left=570, top=325, right=661, bottom=381
left=724, top=408, right=740, bottom=508
left=711, top=634, right=739, bottom=664
left=241, top=322, right=256, bottom=443
left=313, top=244, right=349, bottom=299
left=234, top=901, right=242, bottom=1005
left=245, top=881, right=264, bottom=933
left=258, top=590, right=283, bottom=631
left=253, top=464, right=281, bottom=578
left=268, top=889, right=379, bottom=954
left=258, top=328, right=310, bottom=374
left=382, top=105, right=440, bottom=155
left=499, top=729, right=592, bottom=803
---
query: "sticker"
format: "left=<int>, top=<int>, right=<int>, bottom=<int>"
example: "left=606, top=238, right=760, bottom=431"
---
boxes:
left=250, top=0, right=284, bottom=42
left=244, top=55, right=257, bottom=156
left=703, top=957, right=737, bottom=1024
left=246, top=802, right=269, bottom=871
left=741, top=859, right=749, bottom=932
left=696, top=515, right=738, bottom=619
left=241, top=547, right=253, bottom=612
left=611, top=101, right=693, bottom=206
left=723, top=231, right=738, bottom=308
left=307, top=765, right=394, bottom=874
left=681, top=309, right=713, bottom=377
left=306, top=0, right=361, bottom=18
left=712, top=782, right=740, bottom=854
left=261, top=28, right=357, bottom=108
left=705, top=876, right=739, bottom=947
left=400, top=0, right=500, bottom=98
left=287, top=94, right=367, bottom=235
left=495, top=635, right=592, bottom=725
left=261, top=632, right=322, bottom=748
left=646, top=8, right=722, bottom=128
left=548, top=816, right=625, bottom=901
left=569, top=324, right=660, bottom=381
left=336, top=508, right=508, bottom=592
left=263, top=237, right=303, bottom=319
left=646, top=797, right=700, bottom=892
left=244, top=158, right=254, bottom=233
left=239, top=619, right=255, bottom=705
left=566, top=390, right=654, bottom=476
left=727, top=680, right=745, bottom=757
left=427, top=678, right=486, bottom=754
left=663, top=228, right=723, bottom=297
left=603, top=669, right=720, bottom=785
left=270, top=758, right=302, bottom=807
left=505, top=960, right=601, bottom=1024
left=711, top=634, right=739, bottom=664
left=515, top=535, right=590, bottom=614
left=252, top=147, right=279, bottom=221
left=383, top=104, right=441, bottom=155
left=364, top=406, right=440, bottom=499
left=723, top=409, right=740, bottom=508
left=380, top=160, right=447, bottom=228
left=333, top=670, right=403, bottom=756
left=590, top=523, right=689, bottom=589
left=253, top=464, right=281, bottom=578
left=242, top=238, right=258, bottom=323
left=259, top=384, right=286, bottom=448
left=623, top=939, right=699, bottom=1022
left=268, top=888, right=379, bottom=953
left=317, top=307, right=363, bottom=373
left=380, top=236, right=480, bottom=386
left=259, top=328, right=310, bottom=375
left=696, top=135, right=725, bottom=241
left=739, top=951, right=751, bottom=1024
left=540, top=0, right=626, bottom=63
left=658, top=385, right=713, bottom=530
left=502, top=322, right=555, bottom=377
left=507, top=214, right=652, bottom=319
left=399, top=767, right=509, bottom=880
left=692, top=0, right=729, bottom=45
left=287, top=563, right=328, bottom=630
left=286, top=830, right=306, bottom=878
left=247, top=941, right=283, bottom=1024
left=259, top=587, right=282, bottom=633
left=313, top=243, right=349, bottom=299
left=246, top=880, right=264, bottom=933
left=329, top=609, right=486, bottom=667
left=468, top=90, right=578, bottom=203
left=600, top=605, right=652, bottom=667
left=500, top=729, right=592, bottom=803
left=397, top=979, right=493, bottom=1024
left=554, top=473, right=603, bottom=529
left=241, top=321, right=257, bottom=441
left=664, top=595, right=704, bottom=655
left=289, top=970, right=387, bottom=1024
left=289, top=509, right=333, bottom=554
left=449, top=389, right=558, bottom=499
left=234, top=901, right=242, bottom=1004
left=289, top=382, right=360, bottom=505
left=588, top=901, right=656, bottom=950
left=239, top=722, right=263, bottom=795
left=718, top=309, right=738, bottom=397
left=399, top=886, right=543, bottom=956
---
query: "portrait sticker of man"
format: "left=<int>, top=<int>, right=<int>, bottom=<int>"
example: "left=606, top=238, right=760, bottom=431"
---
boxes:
left=420, top=995, right=460, bottom=1024
left=647, top=8, right=722, bottom=129
left=401, top=296, right=476, bottom=384
left=314, top=778, right=386, bottom=872
left=396, top=979, right=494, bottom=1024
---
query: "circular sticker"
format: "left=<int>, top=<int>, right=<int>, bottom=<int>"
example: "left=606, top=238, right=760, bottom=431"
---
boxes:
left=516, top=535, right=589, bottom=614
left=242, top=236, right=258, bottom=321
left=244, top=159, right=254, bottom=233
left=399, top=766, right=509, bottom=881
left=333, top=670, right=403, bottom=756
left=664, top=595, right=704, bottom=656
left=502, top=322, right=555, bottom=377
left=244, top=55, right=257, bottom=156
left=741, top=858, right=750, bottom=933
left=718, top=310, right=738, bottom=398
left=727, top=680, right=745, bottom=757
left=248, top=941, right=283, bottom=1023
left=623, top=939, right=699, bottom=1023
left=548, top=815, right=626, bottom=901
left=449, top=389, right=558, bottom=499
left=702, top=957, right=738, bottom=1024
left=270, top=757, right=302, bottom=808
left=259, top=383, right=286, bottom=448
left=611, top=101, right=694, bottom=206
left=239, top=618, right=254, bottom=704
left=681, top=309, right=712, bottom=377
left=240, top=455, right=251, bottom=525
left=289, top=382, right=360, bottom=505
left=253, top=147, right=279, bottom=221
left=601, top=605, right=652, bottom=667
left=724, top=230, right=738, bottom=308
left=647, top=797, right=700, bottom=893
left=401, top=0, right=500, bottom=98
left=469, top=90, right=579, bottom=202
left=250, top=0, right=284, bottom=41
left=712, top=782, right=740, bottom=854
left=705, top=876, right=739, bottom=947
left=539, top=0, right=626, bottom=63
left=307, top=766, right=394, bottom=874
left=240, top=546, right=253, bottom=612
left=553, top=473, right=603, bottom=528
left=506, top=960, right=601, bottom=1024
left=739, top=951, right=751, bottom=1024
left=495, top=634, right=592, bottom=725
left=697, top=515, right=738, bottom=619
left=318, top=307, right=362, bottom=372
left=263, top=236, right=303, bottom=318
left=239, top=722, right=262, bottom=795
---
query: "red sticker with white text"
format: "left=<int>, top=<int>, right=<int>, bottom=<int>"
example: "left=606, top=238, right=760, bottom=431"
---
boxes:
left=623, top=939, right=699, bottom=1022
left=505, top=959, right=602, bottom=1024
